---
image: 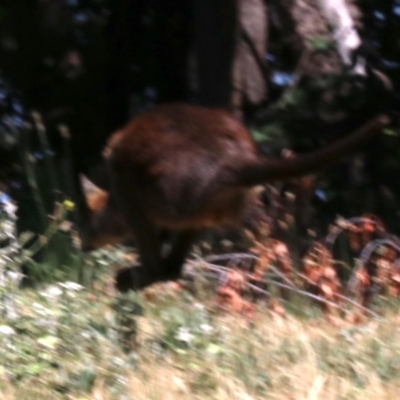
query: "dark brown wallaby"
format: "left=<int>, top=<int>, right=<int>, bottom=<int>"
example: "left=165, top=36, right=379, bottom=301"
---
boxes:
left=78, top=103, right=389, bottom=291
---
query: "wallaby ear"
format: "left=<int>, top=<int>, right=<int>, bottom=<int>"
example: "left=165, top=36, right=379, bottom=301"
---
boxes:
left=80, top=174, right=109, bottom=212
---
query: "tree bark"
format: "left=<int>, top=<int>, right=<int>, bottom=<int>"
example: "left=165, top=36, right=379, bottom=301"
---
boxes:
left=193, top=0, right=268, bottom=117
left=276, top=0, right=363, bottom=76
left=232, top=0, right=268, bottom=117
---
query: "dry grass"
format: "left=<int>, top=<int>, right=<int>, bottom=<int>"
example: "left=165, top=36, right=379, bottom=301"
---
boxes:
left=0, top=279, right=399, bottom=400
left=86, top=310, right=400, bottom=399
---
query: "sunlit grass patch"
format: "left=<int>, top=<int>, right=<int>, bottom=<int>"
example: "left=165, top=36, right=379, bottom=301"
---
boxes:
left=0, top=270, right=398, bottom=399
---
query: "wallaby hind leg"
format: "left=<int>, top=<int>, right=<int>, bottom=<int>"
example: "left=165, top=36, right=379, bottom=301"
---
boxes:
left=162, top=229, right=198, bottom=281
left=115, top=206, right=164, bottom=292
left=116, top=229, right=197, bottom=292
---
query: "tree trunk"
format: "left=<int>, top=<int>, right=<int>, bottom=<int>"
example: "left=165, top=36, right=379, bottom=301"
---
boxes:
left=232, top=0, right=268, bottom=117
left=193, top=0, right=238, bottom=109
left=193, top=0, right=268, bottom=117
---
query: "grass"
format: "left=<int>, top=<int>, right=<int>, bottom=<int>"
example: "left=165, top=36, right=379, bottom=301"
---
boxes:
left=0, top=268, right=399, bottom=400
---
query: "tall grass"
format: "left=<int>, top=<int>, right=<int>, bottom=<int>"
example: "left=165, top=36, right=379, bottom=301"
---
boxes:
left=3, top=113, right=91, bottom=286
left=0, top=281, right=398, bottom=399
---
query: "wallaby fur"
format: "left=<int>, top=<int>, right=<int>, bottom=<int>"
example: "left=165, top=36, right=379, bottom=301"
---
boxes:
left=79, top=103, right=389, bottom=291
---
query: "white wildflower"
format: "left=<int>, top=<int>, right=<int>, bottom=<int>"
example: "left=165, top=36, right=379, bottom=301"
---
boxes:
left=3, top=297, right=19, bottom=321
left=3, top=201, right=17, bottom=217
left=199, top=323, right=213, bottom=334
left=59, top=221, right=72, bottom=232
left=112, top=357, right=125, bottom=367
left=36, top=318, right=54, bottom=328
left=0, top=325, right=15, bottom=336
left=32, top=302, right=51, bottom=316
left=0, top=273, right=7, bottom=288
left=0, top=270, right=18, bottom=288
left=6, top=271, right=23, bottom=285
left=40, top=285, right=62, bottom=298
left=32, top=302, right=47, bottom=312
left=59, top=281, right=84, bottom=291
left=1, top=220, right=14, bottom=236
left=81, top=330, right=92, bottom=340
left=176, top=327, right=194, bottom=343
left=193, top=302, right=205, bottom=310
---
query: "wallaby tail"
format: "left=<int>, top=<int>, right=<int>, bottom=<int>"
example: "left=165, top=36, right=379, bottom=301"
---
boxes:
left=237, top=114, right=390, bottom=186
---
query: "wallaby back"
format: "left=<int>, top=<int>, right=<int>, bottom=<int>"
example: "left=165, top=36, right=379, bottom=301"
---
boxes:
left=102, top=104, right=261, bottom=230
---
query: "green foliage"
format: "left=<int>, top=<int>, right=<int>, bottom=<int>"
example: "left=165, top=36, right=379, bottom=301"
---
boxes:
left=383, top=128, right=399, bottom=137
left=310, top=37, right=334, bottom=53
left=0, top=285, right=135, bottom=397
left=0, top=117, right=95, bottom=286
left=251, top=122, right=286, bottom=144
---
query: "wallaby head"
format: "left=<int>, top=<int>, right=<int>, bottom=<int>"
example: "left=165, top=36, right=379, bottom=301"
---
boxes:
left=76, top=103, right=389, bottom=291
left=79, top=174, right=130, bottom=251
